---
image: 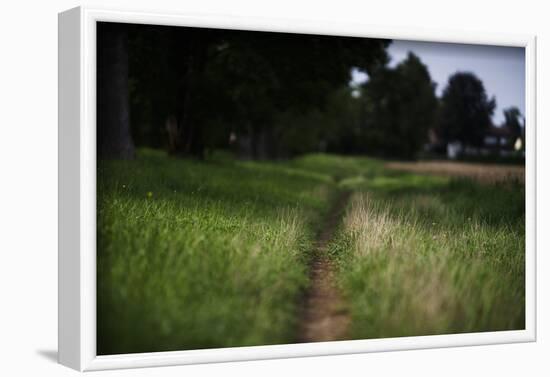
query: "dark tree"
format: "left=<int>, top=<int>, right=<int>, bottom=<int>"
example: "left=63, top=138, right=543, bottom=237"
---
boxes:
left=438, top=72, right=496, bottom=148
left=361, top=52, right=437, bottom=159
left=97, top=22, right=135, bottom=159
left=503, top=106, right=523, bottom=141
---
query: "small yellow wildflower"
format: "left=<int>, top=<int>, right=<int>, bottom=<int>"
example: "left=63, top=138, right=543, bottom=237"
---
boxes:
left=147, top=191, right=153, bottom=198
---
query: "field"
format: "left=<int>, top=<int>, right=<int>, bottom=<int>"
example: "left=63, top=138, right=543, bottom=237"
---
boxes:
left=385, top=160, right=525, bottom=184
left=97, top=149, right=525, bottom=355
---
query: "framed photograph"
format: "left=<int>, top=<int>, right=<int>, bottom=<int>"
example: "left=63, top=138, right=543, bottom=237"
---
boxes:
left=58, top=6, right=536, bottom=371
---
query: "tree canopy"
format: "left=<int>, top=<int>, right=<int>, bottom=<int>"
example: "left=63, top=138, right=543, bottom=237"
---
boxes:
left=503, top=106, right=523, bottom=141
left=119, top=23, right=390, bottom=159
left=360, top=52, right=438, bottom=159
left=438, top=72, right=496, bottom=148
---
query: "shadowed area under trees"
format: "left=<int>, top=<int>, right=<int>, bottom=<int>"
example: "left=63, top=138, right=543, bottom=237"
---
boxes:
left=97, top=23, right=135, bottom=159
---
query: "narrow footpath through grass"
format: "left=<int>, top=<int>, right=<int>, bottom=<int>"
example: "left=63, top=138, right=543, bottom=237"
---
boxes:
left=297, top=190, right=351, bottom=343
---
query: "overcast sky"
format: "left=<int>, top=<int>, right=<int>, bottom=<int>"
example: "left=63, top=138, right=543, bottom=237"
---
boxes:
left=352, top=40, right=525, bottom=125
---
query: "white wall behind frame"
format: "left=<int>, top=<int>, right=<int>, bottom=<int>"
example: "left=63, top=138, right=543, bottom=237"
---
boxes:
left=0, top=0, right=548, bottom=376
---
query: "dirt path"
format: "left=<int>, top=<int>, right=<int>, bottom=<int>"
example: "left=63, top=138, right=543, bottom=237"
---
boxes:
left=297, top=191, right=351, bottom=343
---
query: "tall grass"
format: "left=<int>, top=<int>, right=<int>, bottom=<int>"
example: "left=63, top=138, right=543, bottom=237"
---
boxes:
left=331, top=177, right=525, bottom=338
left=97, top=149, right=335, bottom=354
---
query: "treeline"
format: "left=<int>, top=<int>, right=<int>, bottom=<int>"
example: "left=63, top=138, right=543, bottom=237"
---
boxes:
left=97, top=22, right=389, bottom=160
left=97, top=22, right=523, bottom=161
left=294, top=53, right=523, bottom=159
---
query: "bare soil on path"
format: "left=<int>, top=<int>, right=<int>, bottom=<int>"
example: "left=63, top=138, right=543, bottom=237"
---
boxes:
left=297, top=191, right=351, bottom=343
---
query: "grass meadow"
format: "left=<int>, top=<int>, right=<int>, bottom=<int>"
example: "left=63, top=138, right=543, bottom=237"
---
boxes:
left=330, top=176, right=525, bottom=338
left=97, top=149, right=525, bottom=354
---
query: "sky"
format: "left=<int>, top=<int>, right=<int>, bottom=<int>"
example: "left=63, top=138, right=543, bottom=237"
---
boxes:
left=351, top=40, right=525, bottom=125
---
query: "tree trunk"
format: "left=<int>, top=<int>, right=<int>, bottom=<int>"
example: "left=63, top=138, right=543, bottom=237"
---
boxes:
left=97, top=23, right=135, bottom=160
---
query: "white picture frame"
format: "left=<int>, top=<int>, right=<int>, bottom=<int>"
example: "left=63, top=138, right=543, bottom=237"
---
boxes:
left=58, top=5, right=537, bottom=371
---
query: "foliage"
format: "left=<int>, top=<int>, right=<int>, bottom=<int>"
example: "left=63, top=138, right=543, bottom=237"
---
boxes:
left=438, top=72, right=496, bottom=147
left=273, top=87, right=364, bottom=156
left=124, top=25, right=390, bottom=159
left=503, top=106, right=523, bottom=141
left=360, top=52, right=438, bottom=159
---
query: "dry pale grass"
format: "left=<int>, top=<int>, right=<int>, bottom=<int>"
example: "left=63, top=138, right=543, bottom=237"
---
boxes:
left=385, top=160, right=524, bottom=184
left=272, top=207, right=304, bottom=251
left=342, top=194, right=450, bottom=326
left=344, top=194, right=407, bottom=256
